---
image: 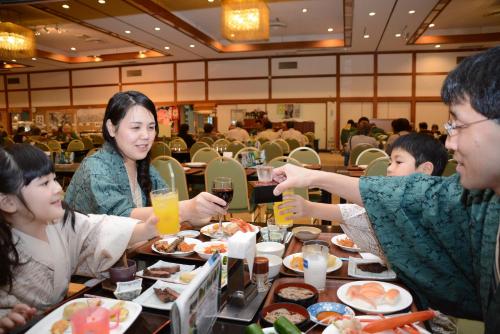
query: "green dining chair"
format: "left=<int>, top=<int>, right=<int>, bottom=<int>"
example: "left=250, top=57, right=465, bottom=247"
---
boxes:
left=227, top=141, right=245, bottom=157
left=272, top=139, right=290, bottom=154
left=364, top=157, right=390, bottom=176
left=260, top=141, right=283, bottom=163
left=151, top=142, right=171, bottom=160
left=349, top=143, right=375, bottom=166
left=190, top=141, right=211, bottom=160
left=152, top=156, right=189, bottom=201
left=355, top=148, right=388, bottom=166
left=289, top=147, right=321, bottom=165
left=191, top=147, right=220, bottom=163
left=285, top=138, right=301, bottom=151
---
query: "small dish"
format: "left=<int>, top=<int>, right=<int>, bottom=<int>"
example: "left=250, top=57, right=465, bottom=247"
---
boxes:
left=292, top=226, right=321, bottom=242
left=331, top=234, right=361, bottom=252
left=256, top=242, right=285, bottom=258
left=136, top=260, right=195, bottom=284
left=194, top=241, right=228, bottom=260
left=307, top=302, right=355, bottom=326
left=260, top=302, right=310, bottom=330
left=348, top=257, right=396, bottom=280
left=176, top=230, right=200, bottom=238
left=274, top=282, right=319, bottom=307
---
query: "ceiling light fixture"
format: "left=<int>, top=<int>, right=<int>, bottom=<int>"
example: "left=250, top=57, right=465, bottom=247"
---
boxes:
left=125, top=30, right=131, bottom=34
left=302, top=8, right=307, bottom=13
left=369, top=12, right=376, bottom=16
left=138, top=51, right=146, bottom=59
left=94, top=55, right=102, bottom=62
left=11, top=59, right=16, bottom=62
left=31, top=57, right=36, bottom=60
left=0, top=22, right=36, bottom=59
left=435, top=44, right=441, bottom=48
left=429, top=23, right=435, bottom=28
left=189, top=44, right=195, bottom=48
left=363, top=27, right=370, bottom=39
left=62, top=4, right=70, bottom=9
left=208, top=0, right=215, bottom=2
left=155, top=27, right=160, bottom=31
left=408, top=10, right=415, bottom=14
left=327, top=27, right=333, bottom=32
left=164, top=46, right=170, bottom=50
left=395, top=33, right=401, bottom=37
left=222, top=0, right=269, bottom=42
left=98, top=0, right=106, bottom=4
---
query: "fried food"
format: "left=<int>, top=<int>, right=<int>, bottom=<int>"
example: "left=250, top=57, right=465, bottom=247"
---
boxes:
left=337, top=237, right=355, bottom=248
left=50, top=319, right=69, bottom=334
left=155, top=238, right=196, bottom=253
left=154, top=287, right=180, bottom=303
left=143, top=265, right=180, bottom=278
left=110, top=301, right=129, bottom=322
left=177, top=241, right=195, bottom=252
left=203, top=243, right=227, bottom=254
left=62, top=301, right=87, bottom=320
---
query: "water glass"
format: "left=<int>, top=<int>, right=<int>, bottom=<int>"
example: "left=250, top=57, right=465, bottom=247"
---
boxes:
left=256, top=165, right=273, bottom=183
left=302, top=243, right=329, bottom=291
left=265, top=218, right=286, bottom=243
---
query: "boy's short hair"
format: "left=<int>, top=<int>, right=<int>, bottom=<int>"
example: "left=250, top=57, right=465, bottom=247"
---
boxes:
left=387, top=133, right=448, bottom=176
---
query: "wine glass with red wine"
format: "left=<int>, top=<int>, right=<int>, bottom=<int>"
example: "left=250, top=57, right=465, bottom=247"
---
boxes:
left=211, top=177, right=233, bottom=239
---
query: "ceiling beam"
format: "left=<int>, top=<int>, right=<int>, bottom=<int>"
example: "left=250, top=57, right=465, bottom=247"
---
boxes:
left=415, top=32, right=500, bottom=45
left=406, top=0, right=452, bottom=45
left=36, top=49, right=164, bottom=63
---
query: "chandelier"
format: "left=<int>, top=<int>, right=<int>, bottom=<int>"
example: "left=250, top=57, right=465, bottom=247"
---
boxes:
left=0, top=22, right=35, bottom=59
left=221, top=0, right=269, bottom=42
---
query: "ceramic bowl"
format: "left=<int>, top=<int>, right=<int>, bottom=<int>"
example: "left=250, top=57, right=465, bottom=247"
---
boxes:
left=292, top=226, right=321, bottom=242
left=256, top=242, right=285, bottom=258
left=307, top=302, right=355, bottom=326
left=274, top=282, right=319, bottom=307
left=109, top=260, right=137, bottom=283
left=260, top=302, right=310, bottom=330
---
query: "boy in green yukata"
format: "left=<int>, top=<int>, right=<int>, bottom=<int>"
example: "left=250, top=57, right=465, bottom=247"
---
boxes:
left=272, top=46, right=500, bottom=334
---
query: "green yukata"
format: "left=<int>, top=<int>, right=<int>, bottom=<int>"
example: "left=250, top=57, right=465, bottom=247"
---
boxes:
left=359, top=174, right=499, bottom=333
left=65, top=143, right=166, bottom=216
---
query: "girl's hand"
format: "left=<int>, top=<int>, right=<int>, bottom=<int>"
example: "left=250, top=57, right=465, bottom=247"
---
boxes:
left=144, top=214, right=159, bottom=238
left=278, top=194, right=311, bottom=220
left=0, top=304, right=36, bottom=334
left=272, top=164, right=315, bottom=195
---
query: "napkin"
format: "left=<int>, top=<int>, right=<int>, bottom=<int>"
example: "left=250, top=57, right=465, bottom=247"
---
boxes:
left=228, top=231, right=256, bottom=277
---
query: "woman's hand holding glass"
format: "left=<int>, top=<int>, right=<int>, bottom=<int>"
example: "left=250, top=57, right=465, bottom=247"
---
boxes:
left=272, top=164, right=316, bottom=196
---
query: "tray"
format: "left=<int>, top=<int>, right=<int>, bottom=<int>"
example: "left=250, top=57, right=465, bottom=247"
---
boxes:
left=279, top=233, right=361, bottom=279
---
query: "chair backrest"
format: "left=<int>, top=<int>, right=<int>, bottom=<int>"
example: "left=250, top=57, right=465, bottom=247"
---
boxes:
left=289, top=147, right=321, bottom=165
left=364, top=157, right=390, bottom=176
left=190, top=141, right=210, bottom=159
left=89, top=134, right=104, bottom=146
left=349, top=143, right=375, bottom=165
left=170, top=138, right=188, bottom=151
left=66, top=139, right=85, bottom=152
left=205, top=157, right=250, bottom=212
left=152, top=156, right=189, bottom=201
left=257, top=137, right=269, bottom=145
left=234, top=147, right=260, bottom=166
left=227, top=141, right=245, bottom=157
left=81, top=136, right=94, bottom=150
left=273, top=139, right=290, bottom=154
left=47, top=139, right=62, bottom=152
left=150, top=142, right=172, bottom=160
left=191, top=147, right=220, bottom=163
left=86, top=148, right=99, bottom=157
left=268, top=156, right=308, bottom=200
left=3, top=137, right=14, bottom=147
left=198, top=136, right=214, bottom=145
left=441, top=159, right=458, bottom=177
left=34, top=141, right=50, bottom=152
left=355, top=148, right=388, bottom=166
left=213, top=138, right=230, bottom=153
left=260, top=141, right=283, bottom=163
left=304, top=132, right=315, bottom=145
left=285, top=138, right=301, bottom=151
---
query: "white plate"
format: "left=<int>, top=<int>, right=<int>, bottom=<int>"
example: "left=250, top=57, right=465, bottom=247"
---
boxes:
left=331, top=234, right=361, bottom=252
left=176, top=230, right=200, bottom=238
left=322, top=315, right=430, bottom=334
left=347, top=257, right=396, bottom=280
left=282, top=252, right=342, bottom=274
left=358, top=165, right=368, bottom=169
left=151, top=237, right=202, bottom=257
left=25, top=298, right=141, bottom=334
left=200, top=222, right=259, bottom=239
left=185, top=162, right=206, bottom=167
left=194, top=241, right=228, bottom=260
left=133, top=281, right=186, bottom=310
left=336, top=281, right=413, bottom=314
left=136, top=260, right=195, bottom=284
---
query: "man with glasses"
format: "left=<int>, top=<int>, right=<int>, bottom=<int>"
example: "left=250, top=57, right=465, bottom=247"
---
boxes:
left=272, top=46, right=499, bottom=333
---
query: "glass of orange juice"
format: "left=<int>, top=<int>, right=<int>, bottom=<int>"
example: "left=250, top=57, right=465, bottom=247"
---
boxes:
left=151, top=187, right=179, bottom=236
left=273, top=189, right=294, bottom=228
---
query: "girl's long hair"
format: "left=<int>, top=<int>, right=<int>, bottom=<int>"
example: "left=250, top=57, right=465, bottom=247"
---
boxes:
left=102, top=91, right=159, bottom=206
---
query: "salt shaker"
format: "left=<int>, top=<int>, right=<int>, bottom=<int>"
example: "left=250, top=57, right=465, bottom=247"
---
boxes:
left=253, top=256, right=269, bottom=292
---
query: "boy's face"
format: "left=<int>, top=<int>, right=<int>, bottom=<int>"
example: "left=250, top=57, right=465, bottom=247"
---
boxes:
left=387, top=148, right=432, bottom=177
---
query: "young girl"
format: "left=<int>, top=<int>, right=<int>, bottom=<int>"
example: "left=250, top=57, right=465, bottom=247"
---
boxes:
left=0, top=144, right=158, bottom=321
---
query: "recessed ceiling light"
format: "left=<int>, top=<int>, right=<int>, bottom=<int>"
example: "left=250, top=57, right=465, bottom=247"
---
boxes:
left=62, top=4, right=70, bottom=9
left=154, top=27, right=160, bottom=31
left=125, top=30, right=131, bottom=34
left=189, top=44, right=195, bottom=48
left=11, top=59, right=16, bottom=62
left=208, top=0, right=214, bottom=2
left=98, top=0, right=106, bottom=4
left=395, top=33, right=402, bottom=38
left=363, top=34, right=370, bottom=39
left=164, top=46, right=170, bottom=50
left=429, top=23, right=435, bottom=28
left=408, top=10, right=415, bottom=14
left=70, top=47, right=76, bottom=51
left=369, top=12, right=376, bottom=16
left=31, top=57, right=37, bottom=60
left=302, top=8, right=307, bottom=13
left=327, top=28, right=333, bottom=32
left=435, top=44, right=441, bottom=48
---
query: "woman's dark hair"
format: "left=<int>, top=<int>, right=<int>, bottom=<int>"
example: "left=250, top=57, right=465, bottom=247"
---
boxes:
left=102, top=91, right=159, bottom=206
left=179, top=123, right=189, bottom=133
left=387, top=133, right=448, bottom=176
left=392, top=118, right=411, bottom=133
left=441, top=46, right=500, bottom=120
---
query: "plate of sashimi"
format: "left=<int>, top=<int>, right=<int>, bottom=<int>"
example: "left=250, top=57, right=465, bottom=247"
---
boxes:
left=337, top=281, right=413, bottom=314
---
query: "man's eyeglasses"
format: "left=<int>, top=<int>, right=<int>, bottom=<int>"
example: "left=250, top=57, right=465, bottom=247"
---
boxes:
left=443, top=118, right=499, bottom=136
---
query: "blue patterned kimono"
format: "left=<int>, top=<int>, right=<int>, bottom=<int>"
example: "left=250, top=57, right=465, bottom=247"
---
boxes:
left=65, top=143, right=166, bottom=216
left=359, top=174, right=499, bottom=332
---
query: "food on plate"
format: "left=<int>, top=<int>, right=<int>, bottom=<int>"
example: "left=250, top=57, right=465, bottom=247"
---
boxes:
left=346, top=282, right=400, bottom=309
left=316, top=311, right=342, bottom=324
left=179, top=271, right=197, bottom=284
left=203, top=243, right=227, bottom=254
left=290, top=254, right=336, bottom=271
left=263, top=308, right=306, bottom=324
left=62, top=299, right=101, bottom=320
left=154, top=237, right=196, bottom=253
left=50, top=319, right=69, bottom=334
left=337, top=236, right=356, bottom=248
left=143, top=265, right=180, bottom=278
left=154, top=287, right=180, bottom=303
left=110, top=301, right=129, bottom=322
left=177, top=241, right=196, bottom=252
left=204, top=219, right=256, bottom=236
left=357, top=262, right=388, bottom=273
left=277, top=287, right=315, bottom=301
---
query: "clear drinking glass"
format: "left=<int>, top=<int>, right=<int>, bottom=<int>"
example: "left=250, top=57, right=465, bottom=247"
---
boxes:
left=256, top=165, right=273, bottom=183
left=211, top=177, right=233, bottom=239
left=302, top=243, right=329, bottom=291
left=151, top=187, right=179, bottom=236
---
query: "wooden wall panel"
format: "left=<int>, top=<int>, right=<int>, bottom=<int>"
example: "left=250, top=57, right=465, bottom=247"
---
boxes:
left=72, top=68, right=119, bottom=86
left=124, top=83, right=173, bottom=102
left=416, top=51, right=478, bottom=72
left=377, top=102, right=411, bottom=120
left=416, top=75, right=447, bottom=96
left=0, top=93, right=5, bottom=108
left=0, top=75, right=4, bottom=90
left=415, top=102, right=449, bottom=132
left=340, top=55, right=373, bottom=74
left=6, top=74, right=28, bottom=90
left=377, top=76, right=412, bottom=97
left=7, top=91, right=29, bottom=107
left=208, top=59, right=268, bottom=78
left=30, top=71, right=69, bottom=88
left=72, top=86, right=119, bottom=105
left=121, top=64, right=173, bottom=83
left=272, top=77, right=335, bottom=98
left=272, top=56, right=336, bottom=76
left=177, top=82, right=205, bottom=101
left=208, top=79, right=268, bottom=100
left=378, top=54, right=412, bottom=73
left=339, top=102, right=373, bottom=129
left=340, top=76, right=373, bottom=97
left=177, top=62, right=205, bottom=80
left=31, top=89, right=71, bottom=107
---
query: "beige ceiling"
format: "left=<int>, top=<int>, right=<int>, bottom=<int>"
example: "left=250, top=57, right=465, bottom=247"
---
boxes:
left=0, top=0, right=499, bottom=72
